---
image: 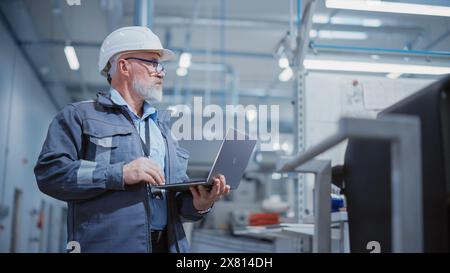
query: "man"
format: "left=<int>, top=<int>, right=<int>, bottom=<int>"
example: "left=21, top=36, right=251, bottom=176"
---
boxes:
left=34, top=26, right=230, bottom=253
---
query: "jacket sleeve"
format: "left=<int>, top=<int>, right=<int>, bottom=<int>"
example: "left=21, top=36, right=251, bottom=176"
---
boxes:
left=34, top=104, right=125, bottom=202
left=176, top=191, right=205, bottom=221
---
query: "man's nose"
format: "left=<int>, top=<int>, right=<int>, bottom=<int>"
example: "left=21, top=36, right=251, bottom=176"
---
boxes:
left=151, top=71, right=165, bottom=79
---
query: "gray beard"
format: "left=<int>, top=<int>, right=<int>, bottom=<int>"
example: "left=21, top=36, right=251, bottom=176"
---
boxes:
left=132, top=78, right=163, bottom=102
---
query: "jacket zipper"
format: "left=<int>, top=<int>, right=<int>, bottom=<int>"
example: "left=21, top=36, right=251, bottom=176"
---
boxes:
left=157, top=122, right=181, bottom=253
left=119, top=107, right=152, bottom=253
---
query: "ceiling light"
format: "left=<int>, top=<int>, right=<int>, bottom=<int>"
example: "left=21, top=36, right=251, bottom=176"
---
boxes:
left=312, top=14, right=330, bottom=24
left=362, top=18, right=382, bottom=27
left=318, top=30, right=368, bottom=40
left=176, top=67, right=188, bottom=77
left=179, top=52, right=192, bottom=68
left=278, top=57, right=290, bottom=68
left=278, top=67, right=293, bottom=82
left=64, top=45, right=80, bottom=71
left=386, top=72, right=403, bottom=79
left=330, top=16, right=382, bottom=27
left=303, top=59, right=450, bottom=75
left=272, top=173, right=282, bottom=180
left=313, top=13, right=382, bottom=27
left=326, top=0, right=450, bottom=17
left=309, top=30, right=368, bottom=40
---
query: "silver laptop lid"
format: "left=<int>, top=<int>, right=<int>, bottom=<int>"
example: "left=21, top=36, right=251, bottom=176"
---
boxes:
left=205, top=128, right=257, bottom=189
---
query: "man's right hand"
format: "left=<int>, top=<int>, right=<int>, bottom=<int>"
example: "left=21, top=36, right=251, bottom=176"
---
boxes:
left=123, top=157, right=165, bottom=186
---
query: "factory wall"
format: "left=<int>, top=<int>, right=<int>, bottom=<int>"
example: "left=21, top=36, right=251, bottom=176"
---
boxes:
left=0, top=19, right=66, bottom=253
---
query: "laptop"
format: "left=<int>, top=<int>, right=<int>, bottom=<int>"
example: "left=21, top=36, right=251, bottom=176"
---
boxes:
left=152, top=128, right=257, bottom=192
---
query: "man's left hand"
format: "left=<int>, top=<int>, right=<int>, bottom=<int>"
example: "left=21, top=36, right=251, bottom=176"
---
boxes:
left=190, top=174, right=230, bottom=211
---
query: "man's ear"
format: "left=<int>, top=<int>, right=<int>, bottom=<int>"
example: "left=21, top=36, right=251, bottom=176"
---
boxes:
left=118, top=59, right=130, bottom=77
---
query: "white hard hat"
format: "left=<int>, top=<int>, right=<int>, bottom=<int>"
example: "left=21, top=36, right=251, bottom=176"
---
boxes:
left=98, top=26, right=175, bottom=77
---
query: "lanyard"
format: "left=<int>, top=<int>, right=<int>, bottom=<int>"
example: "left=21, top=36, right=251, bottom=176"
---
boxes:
left=140, top=118, right=165, bottom=199
left=139, top=118, right=150, bottom=157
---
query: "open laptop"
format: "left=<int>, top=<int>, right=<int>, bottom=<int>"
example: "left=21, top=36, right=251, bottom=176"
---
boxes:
left=152, top=128, right=257, bottom=192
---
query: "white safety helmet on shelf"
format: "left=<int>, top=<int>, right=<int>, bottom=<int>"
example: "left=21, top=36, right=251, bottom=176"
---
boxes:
left=98, top=26, right=175, bottom=78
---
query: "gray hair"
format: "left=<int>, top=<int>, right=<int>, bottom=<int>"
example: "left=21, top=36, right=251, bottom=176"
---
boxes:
left=107, top=53, right=121, bottom=85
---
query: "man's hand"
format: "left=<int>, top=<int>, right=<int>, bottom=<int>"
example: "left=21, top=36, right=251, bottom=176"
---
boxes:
left=189, top=174, right=230, bottom=211
left=123, top=157, right=165, bottom=186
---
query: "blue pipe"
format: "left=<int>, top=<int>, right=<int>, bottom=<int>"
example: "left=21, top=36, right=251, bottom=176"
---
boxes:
left=297, top=0, right=301, bottom=28
left=148, top=0, right=154, bottom=28
left=220, top=0, right=227, bottom=105
left=133, top=0, right=141, bottom=26
left=310, top=42, right=450, bottom=57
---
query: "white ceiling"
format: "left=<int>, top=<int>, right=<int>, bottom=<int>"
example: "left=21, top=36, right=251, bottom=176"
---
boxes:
left=0, top=0, right=449, bottom=110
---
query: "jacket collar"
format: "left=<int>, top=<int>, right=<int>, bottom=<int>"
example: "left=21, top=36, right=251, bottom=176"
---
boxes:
left=96, top=92, right=116, bottom=108
left=96, top=92, right=171, bottom=124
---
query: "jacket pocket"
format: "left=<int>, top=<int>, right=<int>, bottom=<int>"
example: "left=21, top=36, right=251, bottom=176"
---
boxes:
left=83, top=119, right=134, bottom=164
left=76, top=199, right=148, bottom=253
left=174, top=147, right=190, bottom=183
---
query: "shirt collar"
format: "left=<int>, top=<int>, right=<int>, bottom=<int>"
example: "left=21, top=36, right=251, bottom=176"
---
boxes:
left=109, top=88, right=158, bottom=121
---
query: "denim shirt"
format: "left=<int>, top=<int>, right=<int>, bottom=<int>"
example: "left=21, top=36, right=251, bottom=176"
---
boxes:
left=109, top=89, right=167, bottom=230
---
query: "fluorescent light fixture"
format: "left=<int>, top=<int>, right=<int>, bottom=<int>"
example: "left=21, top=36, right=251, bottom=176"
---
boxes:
left=278, top=57, right=290, bottom=68
left=313, top=14, right=330, bottom=24
left=386, top=72, right=403, bottom=79
left=64, top=45, right=80, bottom=70
left=303, top=59, right=450, bottom=75
left=309, top=29, right=368, bottom=40
left=326, top=0, right=450, bottom=17
left=272, top=173, right=282, bottom=180
left=330, top=16, right=359, bottom=25
left=330, top=16, right=382, bottom=27
left=313, top=13, right=382, bottom=27
left=245, top=109, right=257, bottom=122
left=362, top=18, right=382, bottom=27
left=319, top=30, right=368, bottom=40
left=176, top=67, right=188, bottom=77
left=278, top=67, right=293, bottom=82
left=179, top=52, right=192, bottom=68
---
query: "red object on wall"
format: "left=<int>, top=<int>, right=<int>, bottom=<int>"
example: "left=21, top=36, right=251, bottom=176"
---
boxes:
left=37, top=211, right=44, bottom=229
left=248, top=212, right=280, bottom=226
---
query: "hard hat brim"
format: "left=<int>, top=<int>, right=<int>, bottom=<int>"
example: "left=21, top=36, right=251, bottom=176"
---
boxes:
left=159, top=48, right=176, bottom=61
left=118, top=48, right=175, bottom=61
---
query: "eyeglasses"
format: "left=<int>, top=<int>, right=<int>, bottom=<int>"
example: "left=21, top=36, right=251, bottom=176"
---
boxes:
left=124, top=57, right=166, bottom=76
